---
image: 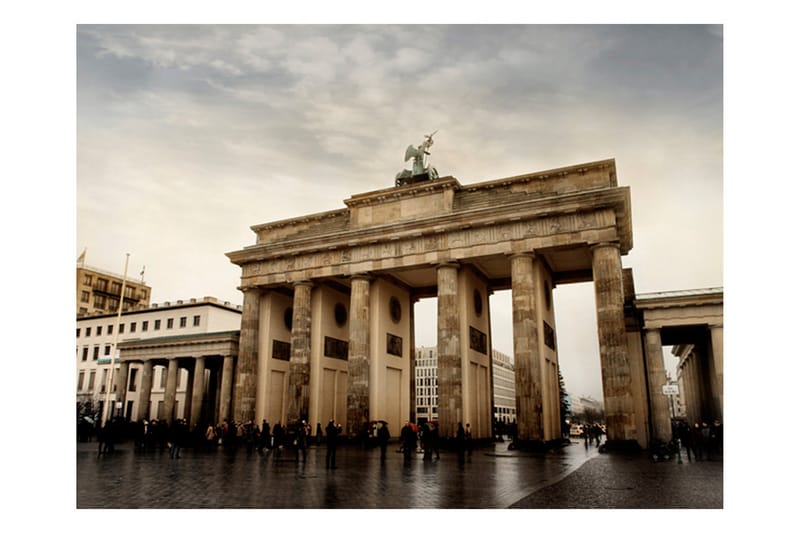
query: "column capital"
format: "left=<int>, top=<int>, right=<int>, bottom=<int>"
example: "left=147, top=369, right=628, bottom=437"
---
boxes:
left=350, top=273, right=373, bottom=282
left=293, top=280, right=314, bottom=288
left=590, top=241, right=621, bottom=252
left=436, top=261, right=460, bottom=271
left=509, top=251, right=537, bottom=260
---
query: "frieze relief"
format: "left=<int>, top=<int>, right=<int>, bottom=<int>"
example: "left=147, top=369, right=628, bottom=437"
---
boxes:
left=243, top=210, right=610, bottom=284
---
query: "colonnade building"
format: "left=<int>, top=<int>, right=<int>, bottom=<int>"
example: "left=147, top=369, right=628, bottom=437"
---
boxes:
left=76, top=296, right=241, bottom=427
left=223, top=158, right=722, bottom=449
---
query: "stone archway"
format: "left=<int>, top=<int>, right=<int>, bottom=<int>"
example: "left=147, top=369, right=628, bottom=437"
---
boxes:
left=227, top=159, right=647, bottom=447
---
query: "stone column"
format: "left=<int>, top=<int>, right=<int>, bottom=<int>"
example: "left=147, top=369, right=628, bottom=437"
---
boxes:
left=409, top=296, right=417, bottom=423
left=113, top=361, right=130, bottom=418
left=510, top=253, right=543, bottom=443
left=219, top=355, right=234, bottom=425
left=591, top=242, right=636, bottom=445
left=190, top=356, right=206, bottom=428
left=233, top=288, right=261, bottom=424
left=709, top=325, right=724, bottom=422
left=346, top=275, right=371, bottom=438
left=287, top=281, right=313, bottom=424
left=163, top=358, right=179, bottom=424
left=643, top=328, right=671, bottom=443
left=138, top=359, right=153, bottom=421
left=437, top=262, right=461, bottom=439
left=183, top=363, right=194, bottom=421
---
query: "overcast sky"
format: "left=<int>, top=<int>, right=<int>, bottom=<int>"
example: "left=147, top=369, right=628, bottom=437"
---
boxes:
left=75, top=24, right=722, bottom=401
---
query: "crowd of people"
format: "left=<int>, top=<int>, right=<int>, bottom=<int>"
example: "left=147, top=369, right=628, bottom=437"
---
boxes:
left=672, top=420, right=723, bottom=461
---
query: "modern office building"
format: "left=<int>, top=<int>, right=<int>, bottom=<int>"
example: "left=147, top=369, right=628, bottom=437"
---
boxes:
left=414, top=346, right=516, bottom=425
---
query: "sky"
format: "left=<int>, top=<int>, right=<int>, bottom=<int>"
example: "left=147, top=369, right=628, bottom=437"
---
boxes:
left=75, top=23, right=723, bottom=402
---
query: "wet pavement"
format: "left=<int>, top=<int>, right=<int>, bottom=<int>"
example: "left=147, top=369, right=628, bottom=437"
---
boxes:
left=76, top=438, right=722, bottom=509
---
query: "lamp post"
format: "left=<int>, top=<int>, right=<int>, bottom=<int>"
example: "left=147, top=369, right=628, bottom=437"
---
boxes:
left=101, top=253, right=130, bottom=427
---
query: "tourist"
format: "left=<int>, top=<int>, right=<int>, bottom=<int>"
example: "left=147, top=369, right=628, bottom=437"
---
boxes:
left=377, top=422, right=390, bottom=462
left=295, top=420, right=308, bottom=462
left=465, top=423, right=473, bottom=456
left=401, top=421, right=416, bottom=460
left=260, top=420, right=271, bottom=453
left=325, top=419, right=340, bottom=469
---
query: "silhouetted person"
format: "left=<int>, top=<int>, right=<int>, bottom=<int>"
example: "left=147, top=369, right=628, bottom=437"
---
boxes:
left=377, top=422, right=390, bottom=461
left=401, top=421, right=416, bottom=461
left=325, top=420, right=340, bottom=469
left=295, top=420, right=308, bottom=462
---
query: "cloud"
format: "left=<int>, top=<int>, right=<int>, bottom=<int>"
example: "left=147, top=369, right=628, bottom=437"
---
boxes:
left=76, top=24, right=722, bottom=400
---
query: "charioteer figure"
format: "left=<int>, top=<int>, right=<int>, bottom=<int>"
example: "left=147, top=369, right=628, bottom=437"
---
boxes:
left=395, top=130, right=440, bottom=186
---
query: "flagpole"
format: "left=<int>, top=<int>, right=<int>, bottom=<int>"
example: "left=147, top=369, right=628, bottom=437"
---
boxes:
left=102, top=253, right=130, bottom=427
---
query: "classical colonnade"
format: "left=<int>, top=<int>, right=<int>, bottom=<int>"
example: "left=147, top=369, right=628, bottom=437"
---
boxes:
left=226, top=159, right=654, bottom=448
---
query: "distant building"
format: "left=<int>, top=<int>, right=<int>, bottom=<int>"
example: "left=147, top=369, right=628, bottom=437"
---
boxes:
left=570, top=395, right=604, bottom=420
left=77, top=261, right=152, bottom=316
left=414, top=346, right=438, bottom=423
left=492, top=350, right=517, bottom=424
left=414, top=346, right=516, bottom=424
left=76, top=296, right=242, bottom=423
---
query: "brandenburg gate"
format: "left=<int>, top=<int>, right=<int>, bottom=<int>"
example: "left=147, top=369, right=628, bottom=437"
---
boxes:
left=227, top=155, right=646, bottom=448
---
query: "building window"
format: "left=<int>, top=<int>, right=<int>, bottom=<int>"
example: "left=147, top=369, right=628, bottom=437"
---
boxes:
left=119, top=323, right=125, bottom=334
left=142, top=321, right=148, bottom=332
left=88, top=371, right=96, bottom=391
left=107, top=324, right=113, bottom=335
left=130, top=322, right=136, bottom=333
left=154, top=319, right=161, bottom=330
left=77, top=371, right=85, bottom=391
left=108, top=297, right=119, bottom=312
left=167, top=318, right=174, bottom=329
left=83, top=274, right=92, bottom=286
left=125, top=286, right=135, bottom=299
left=93, top=346, right=99, bottom=360
left=76, top=328, right=81, bottom=338
left=111, top=281, right=122, bottom=295
left=100, top=369, right=108, bottom=393
left=104, top=345, right=111, bottom=356
left=93, top=294, right=106, bottom=309
left=85, top=327, right=91, bottom=337
left=193, top=315, right=200, bottom=327
left=82, top=347, right=88, bottom=361
left=159, top=368, right=167, bottom=389
left=81, top=291, right=90, bottom=303
left=179, top=316, right=187, bottom=328
left=140, top=289, right=148, bottom=300
left=96, top=326, right=102, bottom=336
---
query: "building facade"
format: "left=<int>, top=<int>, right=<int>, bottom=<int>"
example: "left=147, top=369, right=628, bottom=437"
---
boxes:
left=77, top=263, right=152, bottom=316
left=76, top=296, right=242, bottom=426
left=492, top=350, right=517, bottom=424
left=414, top=345, right=517, bottom=426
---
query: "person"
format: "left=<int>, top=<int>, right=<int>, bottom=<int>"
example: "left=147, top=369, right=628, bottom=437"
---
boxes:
left=316, top=422, right=324, bottom=445
left=244, top=420, right=256, bottom=455
left=168, top=418, right=186, bottom=459
left=401, top=421, right=416, bottom=460
left=465, top=423, right=473, bottom=456
left=325, top=420, right=340, bottom=469
left=421, top=422, right=433, bottom=461
left=710, top=420, right=723, bottom=460
left=295, top=420, right=308, bottom=462
left=205, top=423, right=216, bottom=452
left=377, top=422, right=390, bottom=462
left=272, top=422, right=284, bottom=458
left=677, top=421, right=693, bottom=462
left=430, top=422, right=440, bottom=459
left=260, top=420, right=271, bottom=453
left=691, top=422, right=704, bottom=461
left=456, top=422, right=466, bottom=460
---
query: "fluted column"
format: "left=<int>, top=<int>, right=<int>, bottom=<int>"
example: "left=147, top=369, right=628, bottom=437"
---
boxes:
left=511, top=253, right=543, bottom=442
left=190, top=356, right=206, bottom=428
left=287, top=281, right=313, bottom=424
left=163, top=358, right=179, bottom=423
left=219, top=355, right=234, bottom=424
left=592, top=242, right=636, bottom=444
left=644, top=328, right=671, bottom=443
left=138, top=359, right=153, bottom=421
left=709, top=325, right=723, bottom=422
left=233, top=288, right=261, bottom=424
left=437, top=262, right=461, bottom=439
left=346, top=275, right=371, bottom=438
